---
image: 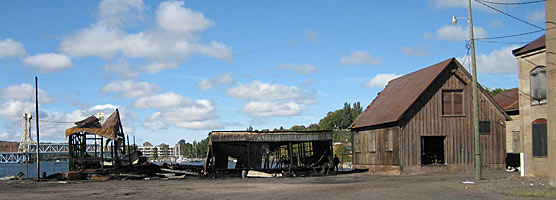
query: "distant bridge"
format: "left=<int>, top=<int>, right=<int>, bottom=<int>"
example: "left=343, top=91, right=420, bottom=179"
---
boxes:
left=0, top=143, right=99, bottom=163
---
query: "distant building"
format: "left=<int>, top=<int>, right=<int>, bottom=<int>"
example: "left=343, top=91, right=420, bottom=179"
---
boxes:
left=138, top=143, right=181, bottom=161
left=492, top=89, right=520, bottom=167
left=351, top=58, right=509, bottom=174
left=0, top=141, right=19, bottom=153
left=512, top=34, right=548, bottom=177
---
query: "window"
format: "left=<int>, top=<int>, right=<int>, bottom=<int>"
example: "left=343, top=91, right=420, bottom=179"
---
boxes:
left=479, top=121, right=490, bottom=135
left=442, top=90, right=464, bottom=116
left=532, top=118, right=547, bottom=157
left=385, top=130, right=393, bottom=152
left=354, top=133, right=361, bottom=153
left=530, top=66, right=546, bottom=105
left=369, top=132, right=376, bottom=152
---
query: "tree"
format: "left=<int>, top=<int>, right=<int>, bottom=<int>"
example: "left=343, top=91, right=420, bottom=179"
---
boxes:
left=247, top=126, right=254, bottom=131
left=178, top=139, right=187, bottom=156
left=334, top=144, right=351, bottom=162
left=486, top=88, right=516, bottom=97
left=290, top=125, right=307, bottom=131
left=153, top=147, right=158, bottom=160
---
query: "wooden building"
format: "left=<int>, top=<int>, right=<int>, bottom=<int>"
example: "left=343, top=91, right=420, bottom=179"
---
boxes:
left=492, top=89, right=520, bottom=168
left=350, top=58, right=509, bottom=174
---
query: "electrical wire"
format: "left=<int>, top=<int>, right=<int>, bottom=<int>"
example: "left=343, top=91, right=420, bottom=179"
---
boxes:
left=474, top=0, right=545, bottom=30
left=476, top=40, right=530, bottom=44
left=475, top=28, right=548, bottom=40
left=38, top=120, right=75, bottom=124
left=476, top=0, right=545, bottom=5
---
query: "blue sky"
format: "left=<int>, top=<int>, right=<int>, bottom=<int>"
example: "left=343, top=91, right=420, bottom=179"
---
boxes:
left=0, top=0, right=546, bottom=145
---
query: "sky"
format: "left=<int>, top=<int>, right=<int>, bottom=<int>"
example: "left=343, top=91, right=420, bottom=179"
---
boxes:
left=0, top=0, right=546, bottom=145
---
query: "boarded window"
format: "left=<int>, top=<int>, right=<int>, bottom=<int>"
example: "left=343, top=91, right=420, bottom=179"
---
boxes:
left=369, top=132, right=376, bottom=152
left=479, top=121, right=490, bottom=135
left=532, top=118, right=547, bottom=157
left=385, top=130, right=394, bottom=152
left=530, top=67, right=547, bottom=105
left=442, top=90, right=464, bottom=115
left=354, top=133, right=361, bottom=153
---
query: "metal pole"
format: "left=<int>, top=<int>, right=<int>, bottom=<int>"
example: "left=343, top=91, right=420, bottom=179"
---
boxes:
left=35, top=76, right=40, bottom=181
left=467, top=0, right=482, bottom=180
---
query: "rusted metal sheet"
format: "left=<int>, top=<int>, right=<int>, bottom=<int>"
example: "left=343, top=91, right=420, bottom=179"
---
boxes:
left=209, top=131, right=332, bottom=142
left=512, top=34, right=545, bottom=56
left=351, top=58, right=455, bottom=129
left=493, top=88, right=519, bottom=111
left=65, top=109, right=123, bottom=140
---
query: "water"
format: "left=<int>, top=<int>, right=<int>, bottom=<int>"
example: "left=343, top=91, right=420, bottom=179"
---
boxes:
left=0, top=161, right=68, bottom=179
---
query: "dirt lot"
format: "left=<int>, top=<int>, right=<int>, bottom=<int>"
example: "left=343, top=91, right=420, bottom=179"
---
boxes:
left=1, top=171, right=555, bottom=200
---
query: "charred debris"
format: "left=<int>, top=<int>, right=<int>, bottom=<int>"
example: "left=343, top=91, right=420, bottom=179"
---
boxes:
left=204, top=130, right=334, bottom=177
left=60, top=110, right=335, bottom=181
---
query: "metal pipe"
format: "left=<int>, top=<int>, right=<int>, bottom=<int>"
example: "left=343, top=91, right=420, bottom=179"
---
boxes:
left=35, top=76, right=40, bottom=181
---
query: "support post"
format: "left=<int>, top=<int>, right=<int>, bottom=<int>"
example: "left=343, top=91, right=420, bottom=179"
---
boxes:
left=35, top=76, right=40, bottom=181
left=288, top=142, right=293, bottom=173
left=467, top=0, right=482, bottom=180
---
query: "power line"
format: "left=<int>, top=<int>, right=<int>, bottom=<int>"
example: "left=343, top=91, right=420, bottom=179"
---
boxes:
left=474, top=0, right=544, bottom=30
left=475, top=28, right=547, bottom=40
left=38, top=120, right=75, bottom=124
left=476, top=0, right=545, bottom=5
left=476, top=40, right=530, bottom=44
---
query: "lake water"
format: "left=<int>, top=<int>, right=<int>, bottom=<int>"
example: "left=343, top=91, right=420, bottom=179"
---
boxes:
left=0, top=162, right=68, bottom=179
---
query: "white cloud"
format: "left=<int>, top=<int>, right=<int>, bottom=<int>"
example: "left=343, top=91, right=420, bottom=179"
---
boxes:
left=139, top=61, right=178, bottom=74
left=99, top=80, right=160, bottom=98
left=0, top=100, right=34, bottom=121
left=97, top=0, right=146, bottom=28
left=527, top=10, right=545, bottom=23
left=23, top=53, right=73, bottom=72
left=198, top=72, right=235, bottom=91
left=339, top=51, right=380, bottom=66
left=276, top=63, right=319, bottom=74
left=132, top=92, right=223, bottom=130
left=59, top=0, right=232, bottom=72
left=0, top=38, right=26, bottom=58
left=457, top=45, right=519, bottom=74
left=239, top=101, right=306, bottom=117
left=303, top=29, right=320, bottom=45
left=400, top=45, right=431, bottom=57
left=227, top=81, right=316, bottom=118
left=364, top=73, right=401, bottom=88
left=0, top=83, right=55, bottom=104
left=102, top=59, right=139, bottom=79
left=227, top=81, right=312, bottom=101
left=436, top=25, right=488, bottom=41
left=156, top=1, right=214, bottom=33
left=488, top=20, right=503, bottom=29
left=0, top=132, right=13, bottom=141
left=423, top=32, right=434, bottom=41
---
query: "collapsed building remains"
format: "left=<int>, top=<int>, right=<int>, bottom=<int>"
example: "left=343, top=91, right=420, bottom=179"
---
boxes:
left=204, top=131, right=333, bottom=176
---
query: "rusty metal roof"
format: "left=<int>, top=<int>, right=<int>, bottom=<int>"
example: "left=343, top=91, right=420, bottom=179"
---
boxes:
left=512, top=34, right=545, bottom=56
left=209, top=131, right=332, bottom=142
left=351, top=58, right=456, bottom=129
left=65, top=109, right=123, bottom=139
left=492, top=88, right=519, bottom=111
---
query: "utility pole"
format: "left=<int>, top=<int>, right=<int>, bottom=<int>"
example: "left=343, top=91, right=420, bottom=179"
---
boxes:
left=467, top=0, right=482, bottom=180
left=546, top=0, right=556, bottom=186
left=35, top=76, right=40, bottom=181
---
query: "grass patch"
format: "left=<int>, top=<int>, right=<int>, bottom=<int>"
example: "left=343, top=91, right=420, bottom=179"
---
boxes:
left=506, top=189, right=556, bottom=198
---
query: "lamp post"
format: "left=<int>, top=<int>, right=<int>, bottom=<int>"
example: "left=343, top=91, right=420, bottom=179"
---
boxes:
left=453, top=0, right=482, bottom=180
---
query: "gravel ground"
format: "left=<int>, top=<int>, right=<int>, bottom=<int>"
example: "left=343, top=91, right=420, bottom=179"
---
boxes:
left=0, top=171, right=554, bottom=200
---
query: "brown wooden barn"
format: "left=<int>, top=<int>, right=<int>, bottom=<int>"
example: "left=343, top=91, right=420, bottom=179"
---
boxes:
left=350, top=58, right=509, bottom=174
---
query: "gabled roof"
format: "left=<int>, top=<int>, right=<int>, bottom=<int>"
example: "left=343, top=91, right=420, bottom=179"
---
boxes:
left=512, top=34, right=545, bottom=57
left=492, top=88, right=519, bottom=112
left=351, top=58, right=510, bottom=129
left=351, top=58, right=455, bottom=129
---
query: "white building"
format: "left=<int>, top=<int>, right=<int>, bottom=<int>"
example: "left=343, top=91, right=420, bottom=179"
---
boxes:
left=138, top=143, right=181, bottom=161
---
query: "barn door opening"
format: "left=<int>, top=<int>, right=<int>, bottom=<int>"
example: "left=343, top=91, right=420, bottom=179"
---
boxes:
left=421, top=136, right=445, bottom=165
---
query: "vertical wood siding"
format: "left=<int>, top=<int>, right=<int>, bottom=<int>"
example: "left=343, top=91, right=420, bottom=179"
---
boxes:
left=354, top=63, right=506, bottom=170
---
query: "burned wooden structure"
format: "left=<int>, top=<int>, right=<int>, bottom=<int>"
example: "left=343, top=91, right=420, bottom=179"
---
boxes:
left=204, top=131, right=333, bottom=176
left=65, top=109, right=139, bottom=171
left=351, top=58, right=509, bottom=174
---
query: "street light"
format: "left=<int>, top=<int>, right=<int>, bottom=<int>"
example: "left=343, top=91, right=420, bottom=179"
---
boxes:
left=452, top=0, right=482, bottom=180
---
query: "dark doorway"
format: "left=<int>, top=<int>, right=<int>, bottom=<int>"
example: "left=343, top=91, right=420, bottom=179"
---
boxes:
left=421, top=136, right=445, bottom=165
